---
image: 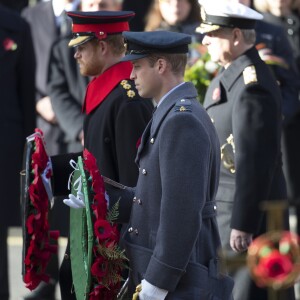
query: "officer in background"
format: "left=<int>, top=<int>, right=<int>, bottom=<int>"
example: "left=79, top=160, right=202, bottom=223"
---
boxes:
left=198, top=1, right=294, bottom=299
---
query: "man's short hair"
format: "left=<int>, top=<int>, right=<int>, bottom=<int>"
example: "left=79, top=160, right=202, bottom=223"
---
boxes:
left=104, top=34, right=126, bottom=56
left=146, top=53, right=188, bottom=76
left=240, top=29, right=256, bottom=45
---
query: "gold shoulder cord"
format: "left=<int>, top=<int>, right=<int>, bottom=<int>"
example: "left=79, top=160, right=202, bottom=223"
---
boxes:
left=220, top=134, right=236, bottom=174
left=132, top=284, right=142, bottom=300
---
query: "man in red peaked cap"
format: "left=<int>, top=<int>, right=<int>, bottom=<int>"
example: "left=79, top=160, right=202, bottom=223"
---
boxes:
left=50, top=10, right=153, bottom=300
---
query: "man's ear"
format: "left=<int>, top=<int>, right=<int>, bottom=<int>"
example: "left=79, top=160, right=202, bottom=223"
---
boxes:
left=232, top=28, right=242, bottom=46
left=156, top=58, right=168, bottom=74
left=98, top=40, right=108, bottom=54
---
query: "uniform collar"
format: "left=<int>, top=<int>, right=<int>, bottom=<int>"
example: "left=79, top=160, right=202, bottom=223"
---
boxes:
left=135, top=82, right=198, bottom=162
left=83, top=61, right=132, bottom=114
left=156, top=82, right=186, bottom=108
left=151, top=82, right=198, bottom=137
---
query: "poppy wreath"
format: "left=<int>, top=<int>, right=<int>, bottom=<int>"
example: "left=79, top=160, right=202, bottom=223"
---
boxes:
left=82, top=149, right=128, bottom=300
left=23, top=128, right=59, bottom=290
left=247, top=231, right=300, bottom=289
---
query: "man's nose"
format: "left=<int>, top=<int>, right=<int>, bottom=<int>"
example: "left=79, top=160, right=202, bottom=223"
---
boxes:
left=202, top=35, right=209, bottom=46
left=130, top=69, right=136, bottom=80
left=74, top=49, right=80, bottom=59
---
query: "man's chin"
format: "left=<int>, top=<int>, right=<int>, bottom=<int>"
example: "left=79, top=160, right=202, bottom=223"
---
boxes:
left=79, top=70, right=88, bottom=77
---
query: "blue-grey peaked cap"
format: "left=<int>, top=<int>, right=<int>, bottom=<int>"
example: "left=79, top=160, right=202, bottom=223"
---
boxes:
left=121, top=31, right=192, bottom=61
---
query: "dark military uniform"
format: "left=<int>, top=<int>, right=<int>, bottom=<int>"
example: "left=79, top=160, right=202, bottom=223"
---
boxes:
left=204, top=46, right=293, bottom=300
left=52, top=61, right=153, bottom=300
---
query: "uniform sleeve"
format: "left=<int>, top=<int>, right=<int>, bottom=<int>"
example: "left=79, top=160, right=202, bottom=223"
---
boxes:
left=145, top=113, right=212, bottom=291
left=115, top=98, right=153, bottom=186
left=230, top=84, right=282, bottom=233
left=18, top=19, right=36, bottom=138
left=272, top=26, right=300, bottom=122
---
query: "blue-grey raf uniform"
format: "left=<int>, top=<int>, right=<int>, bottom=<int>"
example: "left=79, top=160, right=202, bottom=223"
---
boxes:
left=198, top=2, right=294, bottom=300
left=108, top=31, right=234, bottom=299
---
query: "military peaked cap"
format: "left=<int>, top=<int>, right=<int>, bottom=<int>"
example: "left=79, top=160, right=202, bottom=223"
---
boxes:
left=67, top=10, right=135, bottom=47
left=196, top=0, right=263, bottom=34
left=121, top=31, right=192, bottom=61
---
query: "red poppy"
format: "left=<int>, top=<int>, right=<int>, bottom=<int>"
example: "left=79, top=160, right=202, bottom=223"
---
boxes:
left=91, top=257, right=109, bottom=278
left=3, top=38, right=17, bottom=51
left=83, top=149, right=127, bottom=299
left=24, top=267, right=49, bottom=291
left=254, top=250, right=293, bottom=281
left=24, top=129, right=59, bottom=292
left=136, top=136, right=141, bottom=149
left=94, top=219, right=113, bottom=240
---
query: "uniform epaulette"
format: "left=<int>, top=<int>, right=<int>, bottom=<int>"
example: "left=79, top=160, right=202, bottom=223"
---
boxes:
left=120, top=79, right=136, bottom=99
left=174, top=99, right=192, bottom=112
left=243, top=65, right=257, bottom=85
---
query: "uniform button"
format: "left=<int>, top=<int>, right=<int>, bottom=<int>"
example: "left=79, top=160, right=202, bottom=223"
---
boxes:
left=133, top=196, right=137, bottom=202
left=137, top=199, right=142, bottom=205
left=211, top=118, right=214, bottom=124
left=150, top=138, right=155, bottom=144
left=134, top=229, right=139, bottom=235
left=104, top=137, right=110, bottom=143
left=128, top=227, right=134, bottom=233
left=214, top=205, right=217, bottom=210
left=288, top=28, right=294, bottom=35
left=142, top=169, right=147, bottom=175
left=64, top=254, right=69, bottom=260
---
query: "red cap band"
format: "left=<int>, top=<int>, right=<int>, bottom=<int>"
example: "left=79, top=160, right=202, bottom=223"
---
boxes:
left=72, top=22, right=130, bottom=39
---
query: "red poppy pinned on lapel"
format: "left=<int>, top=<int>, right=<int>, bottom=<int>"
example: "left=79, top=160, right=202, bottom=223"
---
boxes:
left=136, top=136, right=141, bottom=149
left=212, top=87, right=221, bottom=101
left=3, top=38, right=18, bottom=51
